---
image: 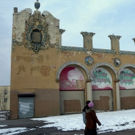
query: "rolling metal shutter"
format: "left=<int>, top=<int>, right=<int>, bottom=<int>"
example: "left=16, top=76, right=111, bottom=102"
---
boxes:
left=19, top=97, right=34, bottom=119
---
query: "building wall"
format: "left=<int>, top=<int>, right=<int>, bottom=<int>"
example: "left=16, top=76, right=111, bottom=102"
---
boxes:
left=11, top=8, right=61, bottom=119
left=10, top=6, right=135, bottom=119
left=0, top=86, right=10, bottom=111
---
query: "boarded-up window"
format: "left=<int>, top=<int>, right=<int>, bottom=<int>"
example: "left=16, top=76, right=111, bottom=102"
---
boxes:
left=31, top=29, right=42, bottom=43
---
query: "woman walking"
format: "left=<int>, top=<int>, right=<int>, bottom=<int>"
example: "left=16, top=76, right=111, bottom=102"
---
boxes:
left=85, top=102, right=101, bottom=135
left=82, top=100, right=91, bottom=135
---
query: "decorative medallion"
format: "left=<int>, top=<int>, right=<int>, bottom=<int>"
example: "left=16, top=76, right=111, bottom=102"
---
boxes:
left=114, top=58, right=121, bottom=67
left=85, top=56, right=94, bottom=66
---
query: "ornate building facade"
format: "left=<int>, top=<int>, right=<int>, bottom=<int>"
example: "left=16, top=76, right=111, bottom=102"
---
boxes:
left=10, top=1, right=135, bottom=119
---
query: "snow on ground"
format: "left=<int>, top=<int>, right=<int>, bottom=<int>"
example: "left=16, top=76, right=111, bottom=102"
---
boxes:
left=0, top=128, right=27, bottom=135
left=32, top=109, right=135, bottom=134
left=0, top=109, right=135, bottom=134
left=0, top=125, right=7, bottom=127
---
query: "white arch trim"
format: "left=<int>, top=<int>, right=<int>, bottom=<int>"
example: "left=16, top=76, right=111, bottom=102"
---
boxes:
left=56, top=61, right=89, bottom=81
left=90, top=62, right=117, bottom=79
left=119, top=64, right=135, bottom=75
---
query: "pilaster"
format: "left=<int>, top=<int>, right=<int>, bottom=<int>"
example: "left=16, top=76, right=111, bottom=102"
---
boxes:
left=115, top=79, right=121, bottom=110
left=86, top=80, right=92, bottom=102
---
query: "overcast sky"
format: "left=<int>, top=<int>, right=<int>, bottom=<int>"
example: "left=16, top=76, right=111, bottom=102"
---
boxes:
left=0, top=0, right=135, bottom=86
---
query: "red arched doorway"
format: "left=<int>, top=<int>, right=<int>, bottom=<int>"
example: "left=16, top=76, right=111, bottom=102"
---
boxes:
left=59, top=66, right=85, bottom=114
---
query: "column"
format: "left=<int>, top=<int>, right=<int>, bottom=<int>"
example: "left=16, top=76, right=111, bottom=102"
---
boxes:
left=59, top=29, right=65, bottom=46
left=80, top=32, right=95, bottom=51
left=108, top=34, right=121, bottom=54
left=86, top=80, right=92, bottom=101
left=55, top=79, right=60, bottom=115
left=115, top=79, right=121, bottom=110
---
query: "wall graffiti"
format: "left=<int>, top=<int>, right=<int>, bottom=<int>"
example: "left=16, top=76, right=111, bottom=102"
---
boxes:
left=119, top=68, right=135, bottom=89
left=92, top=67, right=112, bottom=90
left=60, top=67, right=84, bottom=90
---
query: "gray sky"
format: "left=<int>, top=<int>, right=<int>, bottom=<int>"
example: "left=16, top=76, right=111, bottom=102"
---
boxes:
left=0, top=0, right=135, bottom=86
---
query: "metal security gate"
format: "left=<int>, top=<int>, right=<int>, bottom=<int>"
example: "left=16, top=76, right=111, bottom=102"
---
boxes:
left=18, top=97, right=34, bottom=119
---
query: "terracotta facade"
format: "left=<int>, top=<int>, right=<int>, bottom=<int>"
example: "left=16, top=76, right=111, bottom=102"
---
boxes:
left=10, top=2, right=135, bottom=119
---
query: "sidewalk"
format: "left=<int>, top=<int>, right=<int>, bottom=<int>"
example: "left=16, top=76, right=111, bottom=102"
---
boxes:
left=0, top=119, right=135, bottom=135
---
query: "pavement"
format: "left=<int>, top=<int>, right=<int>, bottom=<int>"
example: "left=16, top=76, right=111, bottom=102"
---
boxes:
left=0, top=119, right=135, bottom=135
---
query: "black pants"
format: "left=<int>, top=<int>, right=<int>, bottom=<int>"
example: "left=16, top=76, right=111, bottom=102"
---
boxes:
left=86, top=128, right=97, bottom=135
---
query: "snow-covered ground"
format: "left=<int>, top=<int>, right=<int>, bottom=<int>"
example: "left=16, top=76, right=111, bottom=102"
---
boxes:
left=0, top=127, right=27, bottom=135
left=32, top=109, right=135, bottom=134
left=0, top=109, right=135, bottom=134
left=0, top=125, right=7, bottom=128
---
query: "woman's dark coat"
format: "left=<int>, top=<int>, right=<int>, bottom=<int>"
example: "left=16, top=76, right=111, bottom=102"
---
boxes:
left=85, top=108, right=101, bottom=129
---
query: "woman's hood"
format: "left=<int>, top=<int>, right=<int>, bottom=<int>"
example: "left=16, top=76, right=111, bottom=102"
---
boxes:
left=86, top=107, right=94, bottom=113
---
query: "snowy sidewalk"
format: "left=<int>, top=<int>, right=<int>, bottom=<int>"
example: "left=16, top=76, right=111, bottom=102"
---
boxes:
left=32, top=109, right=135, bottom=134
left=0, top=109, right=135, bottom=134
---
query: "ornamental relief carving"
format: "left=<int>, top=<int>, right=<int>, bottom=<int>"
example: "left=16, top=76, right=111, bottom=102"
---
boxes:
left=12, top=11, right=50, bottom=53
